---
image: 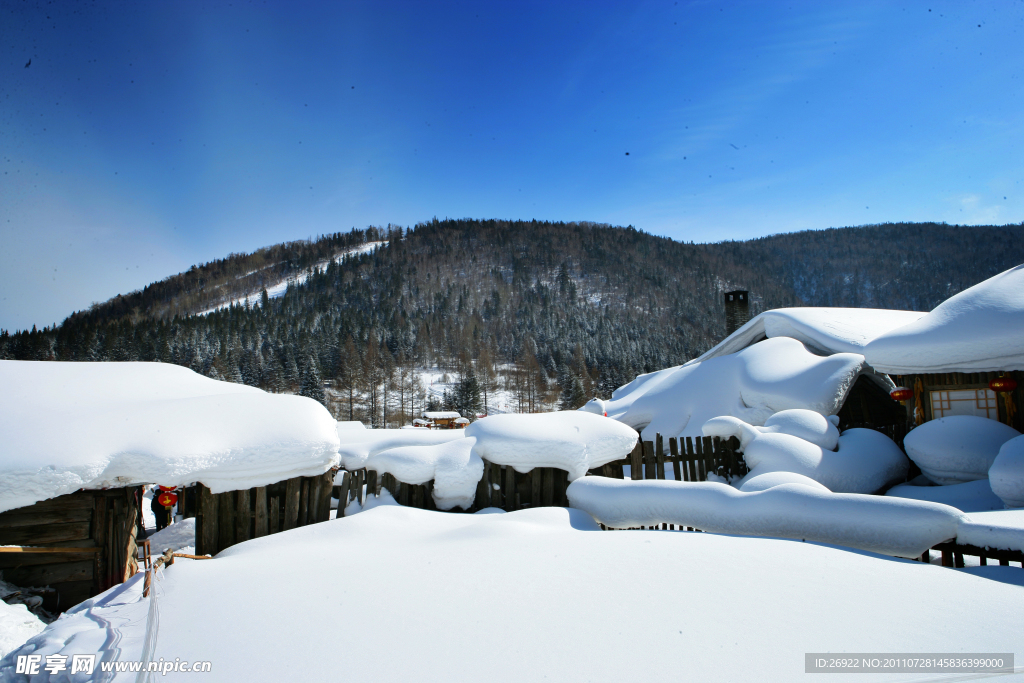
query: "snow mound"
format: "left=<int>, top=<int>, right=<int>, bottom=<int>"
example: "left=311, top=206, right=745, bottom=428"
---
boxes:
left=587, top=337, right=867, bottom=441
left=465, top=412, right=638, bottom=480
left=0, top=361, right=341, bottom=513
left=885, top=479, right=1005, bottom=513
left=703, top=410, right=839, bottom=451
left=705, top=416, right=908, bottom=494
left=366, top=437, right=483, bottom=510
left=0, top=600, right=46, bottom=661
left=738, top=471, right=829, bottom=493
left=146, top=517, right=197, bottom=553
left=566, top=477, right=964, bottom=558
left=865, top=264, right=1024, bottom=373
left=336, top=427, right=467, bottom=471
left=903, top=416, right=1020, bottom=485
left=957, top=509, right=1024, bottom=552
left=990, top=435, right=1024, bottom=508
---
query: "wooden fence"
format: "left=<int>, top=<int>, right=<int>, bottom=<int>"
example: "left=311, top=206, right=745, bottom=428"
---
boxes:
left=193, top=469, right=336, bottom=556
left=333, top=434, right=745, bottom=515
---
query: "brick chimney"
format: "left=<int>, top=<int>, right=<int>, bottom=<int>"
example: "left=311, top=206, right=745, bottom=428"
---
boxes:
left=724, top=290, right=750, bottom=335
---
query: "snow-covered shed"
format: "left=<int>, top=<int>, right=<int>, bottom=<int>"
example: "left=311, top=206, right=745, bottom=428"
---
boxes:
left=421, top=410, right=463, bottom=428
left=584, top=307, right=926, bottom=442
left=864, top=264, right=1024, bottom=432
left=0, top=361, right=341, bottom=609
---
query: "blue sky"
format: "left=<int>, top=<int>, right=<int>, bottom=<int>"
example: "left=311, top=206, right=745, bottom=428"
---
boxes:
left=2, top=0, right=1022, bottom=331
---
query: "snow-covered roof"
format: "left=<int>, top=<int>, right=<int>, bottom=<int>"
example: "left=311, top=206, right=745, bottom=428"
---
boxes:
left=0, top=361, right=341, bottom=513
left=695, top=307, right=926, bottom=362
left=584, top=337, right=868, bottom=439
left=422, top=411, right=462, bottom=419
left=864, top=264, right=1024, bottom=373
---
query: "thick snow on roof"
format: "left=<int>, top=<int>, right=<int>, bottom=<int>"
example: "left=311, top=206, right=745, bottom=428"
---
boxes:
left=586, top=337, right=867, bottom=439
left=0, top=361, right=340, bottom=513
left=336, top=427, right=467, bottom=471
left=865, top=264, right=1024, bottom=373
left=695, top=307, right=926, bottom=361
left=465, top=412, right=638, bottom=480
left=7, top=505, right=1023, bottom=683
left=422, top=411, right=462, bottom=419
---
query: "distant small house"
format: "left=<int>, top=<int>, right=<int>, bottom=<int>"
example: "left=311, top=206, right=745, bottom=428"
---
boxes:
left=864, top=264, right=1024, bottom=432
left=422, top=411, right=463, bottom=429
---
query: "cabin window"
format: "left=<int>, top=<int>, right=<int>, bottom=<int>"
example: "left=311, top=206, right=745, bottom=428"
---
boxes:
left=929, top=388, right=998, bottom=420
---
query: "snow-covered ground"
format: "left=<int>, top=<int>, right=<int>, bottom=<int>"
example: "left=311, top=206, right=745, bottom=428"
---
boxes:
left=198, top=241, right=387, bottom=316
left=3, top=506, right=1022, bottom=682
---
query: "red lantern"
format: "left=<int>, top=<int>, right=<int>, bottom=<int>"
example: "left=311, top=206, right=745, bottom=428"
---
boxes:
left=989, top=376, right=1018, bottom=393
left=158, top=485, right=175, bottom=492
left=890, top=387, right=913, bottom=402
left=157, top=491, right=178, bottom=508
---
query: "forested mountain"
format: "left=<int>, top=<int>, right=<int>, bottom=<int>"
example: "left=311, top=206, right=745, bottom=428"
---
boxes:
left=3, top=219, right=1022, bottom=426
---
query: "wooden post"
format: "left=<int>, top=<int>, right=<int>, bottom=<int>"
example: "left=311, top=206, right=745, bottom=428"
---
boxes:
left=425, top=480, right=436, bottom=511
left=336, top=471, right=351, bottom=518
left=298, top=479, right=310, bottom=526
left=490, top=462, right=504, bottom=509
left=254, top=487, right=268, bottom=537
left=217, top=491, right=235, bottom=552
left=505, top=466, right=517, bottom=512
left=655, top=434, right=666, bottom=480
left=542, top=467, right=554, bottom=506
left=643, top=441, right=656, bottom=480
left=308, top=476, right=322, bottom=525
left=531, top=468, right=542, bottom=506
left=629, top=441, right=642, bottom=480
left=197, top=485, right=217, bottom=557
left=283, top=478, right=300, bottom=530
left=269, top=497, right=280, bottom=534
left=686, top=437, right=698, bottom=482
left=235, top=489, right=250, bottom=543
left=319, top=471, right=334, bottom=521
left=412, top=483, right=424, bottom=509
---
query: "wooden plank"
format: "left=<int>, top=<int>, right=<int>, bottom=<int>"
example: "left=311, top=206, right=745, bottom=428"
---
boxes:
left=411, top=482, right=424, bottom=509
left=629, top=441, right=642, bottom=480
left=269, top=497, right=280, bottom=535
left=656, top=434, right=666, bottom=480
left=217, top=491, right=235, bottom=552
left=490, top=461, right=503, bottom=509
left=642, top=441, right=654, bottom=480
left=308, top=476, right=322, bottom=525
left=425, top=480, right=436, bottom=511
left=254, top=487, right=268, bottom=537
left=336, top=471, right=351, bottom=518
left=542, top=467, right=554, bottom=506
left=0, top=522, right=92, bottom=546
left=283, top=478, right=301, bottom=530
left=319, top=471, right=335, bottom=521
left=702, top=436, right=714, bottom=480
left=0, top=507, right=94, bottom=529
left=15, top=494, right=95, bottom=514
left=670, top=438, right=682, bottom=481
left=3, top=560, right=94, bottom=586
left=298, top=479, right=310, bottom=526
left=198, top=485, right=217, bottom=557
left=0, top=546, right=99, bottom=554
left=235, top=489, right=251, bottom=543
left=505, top=466, right=517, bottom=511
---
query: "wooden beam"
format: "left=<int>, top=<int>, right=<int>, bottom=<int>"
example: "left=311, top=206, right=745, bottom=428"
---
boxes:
left=198, top=485, right=218, bottom=557
left=0, top=546, right=100, bottom=554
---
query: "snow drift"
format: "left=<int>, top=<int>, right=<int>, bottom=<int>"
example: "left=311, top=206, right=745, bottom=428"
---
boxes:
left=363, top=437, right=484, bottom=510
left=703, top=415, right=908, bottom=494
left=585, top=337, right=867, bottom=440
left=566, top=476, right=964, bottom=558
left=885, top=479, right=1005, bottom=513
left=336, top=426, right=467, bottom=471
left=903, top=415, right=1020, bottom=485
left=0, top=361, right=341, bottom=513
left=864, top=263, right=1024, bottom=373
left=465, top=411, right=639, bottom=481
left=990, top=435, right=1024, bottom=508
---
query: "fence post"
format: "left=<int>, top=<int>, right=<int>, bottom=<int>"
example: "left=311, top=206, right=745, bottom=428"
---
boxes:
left=670, top=437, right=682, bottom=481
left=629, top=441, right=643, bottom=480
left=655, top=434, right=666, bottom=480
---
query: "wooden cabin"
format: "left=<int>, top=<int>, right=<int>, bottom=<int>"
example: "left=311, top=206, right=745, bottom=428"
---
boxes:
left=421, top=411, right=463, bottom=429
left=190, top=469, right=337, bottom=557
left=890, top=370, right=1023, bottom=433
left=0, top=487, right=142, bottom=613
